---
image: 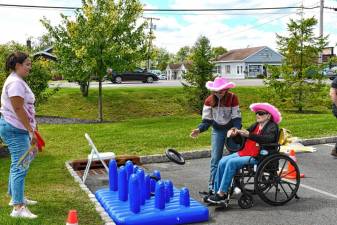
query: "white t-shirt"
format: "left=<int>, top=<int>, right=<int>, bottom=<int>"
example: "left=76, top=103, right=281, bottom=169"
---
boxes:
left=0, top=72, right=36, bottom=131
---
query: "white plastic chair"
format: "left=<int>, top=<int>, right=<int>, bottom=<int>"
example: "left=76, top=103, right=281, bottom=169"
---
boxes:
left=82, top=133, right=115, bottom=183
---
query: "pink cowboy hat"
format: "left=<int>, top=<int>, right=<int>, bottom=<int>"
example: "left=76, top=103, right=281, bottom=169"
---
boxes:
left=250, top=103, right=282, bottom=124
left=205, top=77, right=236, bottom=91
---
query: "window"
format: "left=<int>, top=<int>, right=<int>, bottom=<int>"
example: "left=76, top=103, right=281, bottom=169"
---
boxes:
left=240, top=66, right=243, bottom=74
left=226, top=65, right=231, bottom=74
left=237, top=66, right=240, bottom=74
left=214, top=65, right=221, bottom=74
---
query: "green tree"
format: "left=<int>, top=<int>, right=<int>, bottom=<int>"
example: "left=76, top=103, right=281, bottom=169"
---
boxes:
left=32, top=34, right=54, bottom=52
left=175, top=46, right=192, bottom=62
left=182, top=36, right=214, bottom=113
left=211, top=46, right=227, bottom=59
left=42, top=0, right=147, bottom=121
left=151, top=47, right=174, bottom=71
left=264, top=16, right=328, bottom=112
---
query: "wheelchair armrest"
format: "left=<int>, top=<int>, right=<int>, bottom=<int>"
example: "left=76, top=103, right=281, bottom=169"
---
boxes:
left=260, top=143, right=280, bottom=148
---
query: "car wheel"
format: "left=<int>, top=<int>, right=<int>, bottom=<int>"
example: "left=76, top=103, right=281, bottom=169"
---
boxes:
left=146, top=76, right=154, bottom=83
left=115, top=76, right=122, bottom=84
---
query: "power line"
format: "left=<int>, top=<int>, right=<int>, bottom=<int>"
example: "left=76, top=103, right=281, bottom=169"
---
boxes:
left=0, top=3, right=80, bottom=10
left=143, top=12, right=296, bottom=16
left=0, top=3, right=322, bottom=11
left=144, top=6, right=320, bottom=11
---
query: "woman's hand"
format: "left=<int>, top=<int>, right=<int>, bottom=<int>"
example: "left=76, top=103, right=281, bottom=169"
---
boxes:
left=190, top=129, right=200, bottom=138
left=227, top=128, right=238, bottom=137
left=29, top=131, right=38, bottom=146
left=237, top=129, right=249, bottom=137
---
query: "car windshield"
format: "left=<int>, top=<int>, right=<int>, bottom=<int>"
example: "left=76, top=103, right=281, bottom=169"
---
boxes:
left=135, top=68, right=144, bottom=72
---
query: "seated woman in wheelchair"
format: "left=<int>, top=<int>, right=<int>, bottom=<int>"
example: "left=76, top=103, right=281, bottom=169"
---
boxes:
left=207, top=103, right=281, bottom=204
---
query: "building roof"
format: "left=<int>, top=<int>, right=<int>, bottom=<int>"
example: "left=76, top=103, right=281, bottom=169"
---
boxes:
left=168, top=63, right=182, bottom=70
left=167, top=61, right=192, bottom=70
left=33, top=51, right=57, bottom=61
left=216, top=46, right=266, bottom=61
left=33, top=46, right=57, bottom=61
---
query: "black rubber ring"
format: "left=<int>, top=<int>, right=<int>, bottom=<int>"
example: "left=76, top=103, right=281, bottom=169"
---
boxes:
left=165, top=148, right=185, bottom=165
left=225, top=135, right=245, bottom=153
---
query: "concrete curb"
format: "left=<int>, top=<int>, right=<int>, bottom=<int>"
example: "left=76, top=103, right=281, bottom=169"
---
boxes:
left=139, top=136, right=337, bottom=164
left=300, top=136, right=337, bottom=146
left=140, top=149, right=210, bottom=164
left=65, top=161, right=116, bottom=225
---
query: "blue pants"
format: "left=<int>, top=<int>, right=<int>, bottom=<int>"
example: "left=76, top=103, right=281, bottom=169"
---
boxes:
left=209, top=127, right=228, bottom=189
left=0, top=118, right=30, bottom=205
left=214, top=153, right=256, bottom=193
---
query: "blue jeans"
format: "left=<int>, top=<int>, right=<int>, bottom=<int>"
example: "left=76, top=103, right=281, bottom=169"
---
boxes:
left=209, top=127, right=228, bottom=189
left=0, top=118, right=30, bottom=205
left=213, top=153, right=256, bottom=193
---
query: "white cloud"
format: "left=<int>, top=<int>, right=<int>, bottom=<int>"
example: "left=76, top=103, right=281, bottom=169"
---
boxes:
left=0, top=0, right=80, bottom=44
left=151, top=0, right=337, bottom=52
left=0, top=0, right=336, bottom=53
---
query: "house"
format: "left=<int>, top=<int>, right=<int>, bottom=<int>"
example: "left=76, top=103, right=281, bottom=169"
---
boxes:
left=33, top=47, right=57, bottom=61
left=166, top=62, right=192, bottom=80
left=322, top=47, right=335, bottom=63
left=214, top=46, right=283, bottom=79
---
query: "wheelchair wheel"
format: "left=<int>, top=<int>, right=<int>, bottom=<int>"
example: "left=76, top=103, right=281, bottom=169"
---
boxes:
left=238, top=194, right=253, bottom=209
left=254, top=154, right=300, bottom=206
left=236, top=166, right=255, bottom=194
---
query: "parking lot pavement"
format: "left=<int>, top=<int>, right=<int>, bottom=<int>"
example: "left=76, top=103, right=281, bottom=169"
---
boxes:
left=86, top=144, right=337, bottom=225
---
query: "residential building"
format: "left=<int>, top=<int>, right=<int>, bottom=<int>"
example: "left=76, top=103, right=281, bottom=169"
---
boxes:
left=166, top=62, right=192, bottom=80
left=214, top=46, right=283, bottom=79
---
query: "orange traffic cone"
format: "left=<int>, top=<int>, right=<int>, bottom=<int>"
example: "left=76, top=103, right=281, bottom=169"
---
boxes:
left=66, top=210, right=78, bottom=225
left=282, top=149, right=305, bottom=179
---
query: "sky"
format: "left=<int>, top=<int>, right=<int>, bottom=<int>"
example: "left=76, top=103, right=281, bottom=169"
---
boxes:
left=0, top=0, right=336, bottom=53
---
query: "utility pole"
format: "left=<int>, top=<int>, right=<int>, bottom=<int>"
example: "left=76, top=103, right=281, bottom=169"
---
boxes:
left=143, top=17, right=159, bottom=70
left=319, top=0, right=324, bottom=63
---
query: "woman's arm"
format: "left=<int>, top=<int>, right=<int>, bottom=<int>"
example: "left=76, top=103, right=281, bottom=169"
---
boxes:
left=10, top=96, right=37, bottom=144
left=248, top=123, right=278, bottom=144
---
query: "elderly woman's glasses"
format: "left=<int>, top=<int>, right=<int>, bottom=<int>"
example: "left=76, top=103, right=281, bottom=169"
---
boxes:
left=256, top=111, right=268, bottom=116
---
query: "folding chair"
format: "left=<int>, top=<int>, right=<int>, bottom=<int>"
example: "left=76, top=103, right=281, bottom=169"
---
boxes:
left=82, top=133, right=115, bottom=183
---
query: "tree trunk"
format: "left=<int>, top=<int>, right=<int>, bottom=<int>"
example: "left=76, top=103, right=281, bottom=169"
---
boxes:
left=298, top=81, right=303, bottom=112
left=98, top=79, right=103, bottom=122
left=80, top=81, right=90, bottom=97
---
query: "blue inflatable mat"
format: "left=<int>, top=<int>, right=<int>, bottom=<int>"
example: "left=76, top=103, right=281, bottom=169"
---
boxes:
left=95, top=159, right=209, bottom=225
left=96, top=187, right=209, bottom=225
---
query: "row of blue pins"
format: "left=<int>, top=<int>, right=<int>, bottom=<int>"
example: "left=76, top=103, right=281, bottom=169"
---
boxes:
left=108, top=159, right=190, bottom=213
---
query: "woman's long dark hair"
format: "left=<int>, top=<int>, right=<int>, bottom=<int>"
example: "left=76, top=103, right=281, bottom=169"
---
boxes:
left=209, top=91, right=228, bottom=107
left=5, top=52, right=29, bottom=72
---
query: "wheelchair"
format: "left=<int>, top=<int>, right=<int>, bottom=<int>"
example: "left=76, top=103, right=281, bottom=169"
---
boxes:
left=204, top=131, right=301, bottom=209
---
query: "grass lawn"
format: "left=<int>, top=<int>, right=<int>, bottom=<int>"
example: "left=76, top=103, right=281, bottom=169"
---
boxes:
left=1, top=86, right=336, bottom=224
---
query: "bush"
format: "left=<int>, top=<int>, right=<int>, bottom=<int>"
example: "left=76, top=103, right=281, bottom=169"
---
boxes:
left=256, top=74, right=265, bottom=79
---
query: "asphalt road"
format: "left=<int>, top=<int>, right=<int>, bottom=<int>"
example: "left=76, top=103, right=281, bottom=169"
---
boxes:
left=48, top=79, right=265, bottom=88
left=143, top=144, right=337, bottom=225
left=49, top=79, right=334, bottom=89
left=87, top=144, right=337, bottom=225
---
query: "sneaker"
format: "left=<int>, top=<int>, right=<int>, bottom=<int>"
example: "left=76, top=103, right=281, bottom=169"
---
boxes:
left=9, top=198, right=38, bottom=206
left=331, top=149, right=337, bottom=157
left=199, top=189, right=215, bottom=196
left=10, top=206, right=37, bottom=219
left=207, top=193, right=227, bottom=204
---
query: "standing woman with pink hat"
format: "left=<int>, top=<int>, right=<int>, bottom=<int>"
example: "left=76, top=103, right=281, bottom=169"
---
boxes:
left=190, top=77, right=242, bottom=194
left=207, top=103, right=281, bottom=204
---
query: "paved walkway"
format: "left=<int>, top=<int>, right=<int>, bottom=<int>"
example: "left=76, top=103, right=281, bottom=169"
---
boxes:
left=86, top=144, right=337, bottom=225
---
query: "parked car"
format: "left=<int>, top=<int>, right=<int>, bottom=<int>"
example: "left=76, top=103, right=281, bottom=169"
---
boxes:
left=149, top=69, right=162, bottom=76
left=157, top=74, right=167, bottom=80
left=323, top=66, right=337, bottom=80
left=110, top=68, right=159, bottom=83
